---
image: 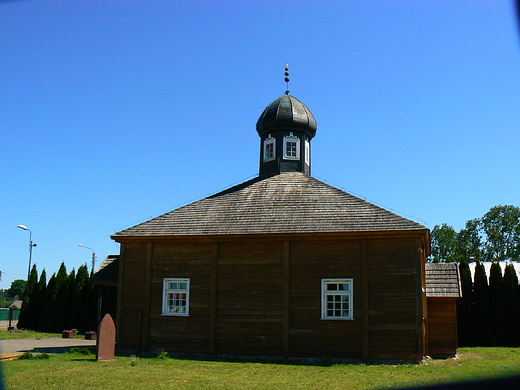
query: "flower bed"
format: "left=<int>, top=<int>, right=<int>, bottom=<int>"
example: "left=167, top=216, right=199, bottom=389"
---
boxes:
left=85, top=331, right=96, bottom=340
left=62, top=330, right=76, bottom=338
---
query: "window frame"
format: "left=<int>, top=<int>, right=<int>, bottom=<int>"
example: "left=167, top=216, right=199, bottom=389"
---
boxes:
left=283, top=133, right=300, bottom=160
left=263, top=135, right=276, bottom=162
left=304, top=139, right=310, bottom=165
left=162, top=278, right=190, bottom=316
left=321, top=278, right=353, bottom=320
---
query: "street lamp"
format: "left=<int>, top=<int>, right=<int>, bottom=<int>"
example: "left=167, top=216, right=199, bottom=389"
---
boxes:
left=17, top=225, right=36, bottom=281
left=78, top=244, right=97, bottom=274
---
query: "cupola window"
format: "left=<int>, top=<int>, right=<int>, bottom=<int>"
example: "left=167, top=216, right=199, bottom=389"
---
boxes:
left=263, top=135, right=276, bottom=162
left=283, top=133, right=300, bottom=160
left=305, top=139, right=310, bottom=165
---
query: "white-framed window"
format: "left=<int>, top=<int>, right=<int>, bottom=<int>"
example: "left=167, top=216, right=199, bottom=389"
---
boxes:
left=283, top=133, right=300, bottom=160
left=305, top=139, right=310, bottom=165
left=263, top=135, right=276, bottom=162
left=321, top=278, right=353, bottom=320
left=162, top=278, right=190, bottom=316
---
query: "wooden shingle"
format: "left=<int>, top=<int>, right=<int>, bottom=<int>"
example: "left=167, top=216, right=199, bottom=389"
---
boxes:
left=425, top=263, right=461, bottom=298
left=113, top=172, right=425, bottom=238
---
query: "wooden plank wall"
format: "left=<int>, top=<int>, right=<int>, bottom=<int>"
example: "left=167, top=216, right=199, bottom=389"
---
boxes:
left=117, top=242, right=148, bottom=350
left=288, top=239, right=363, bottom=358
left=367, top=239, right=422, bottom=360
left=117, top=234, right=426, bottom=360
left=427, top=298, right=458, bottom=358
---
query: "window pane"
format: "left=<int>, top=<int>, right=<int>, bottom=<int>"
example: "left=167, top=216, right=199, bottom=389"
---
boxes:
left=164, top=279, right=189, bottom=315
left=322, top=279, right=352, bottom=319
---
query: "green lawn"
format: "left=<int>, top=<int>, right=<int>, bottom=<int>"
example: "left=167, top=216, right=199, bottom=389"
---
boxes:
left=3, top=348, right=520, bottom=390
left=0, top=329, right=64, bottom=340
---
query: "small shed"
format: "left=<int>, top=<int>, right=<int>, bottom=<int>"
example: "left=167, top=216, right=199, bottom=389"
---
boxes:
left=425, top=263, right=461, bottom=358
left=91, top=255, right=119, bottom=323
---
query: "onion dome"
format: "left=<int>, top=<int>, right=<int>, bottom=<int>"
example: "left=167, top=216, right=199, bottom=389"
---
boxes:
left=256, top=94, right=317, bottom=139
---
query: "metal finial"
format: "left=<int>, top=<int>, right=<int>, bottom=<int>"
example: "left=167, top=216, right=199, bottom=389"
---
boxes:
left=284, top=62, right=290, bottom=95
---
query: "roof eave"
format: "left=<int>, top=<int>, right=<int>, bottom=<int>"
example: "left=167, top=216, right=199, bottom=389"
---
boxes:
left=111, top=228, right=430, bottom=243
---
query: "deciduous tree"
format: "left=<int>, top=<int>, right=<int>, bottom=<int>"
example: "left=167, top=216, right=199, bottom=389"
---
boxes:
left=430, top=223, right=458, bottom=262
left=5, top=279, right=26, bottom=300
left=481, top=205, right=520, bottom=262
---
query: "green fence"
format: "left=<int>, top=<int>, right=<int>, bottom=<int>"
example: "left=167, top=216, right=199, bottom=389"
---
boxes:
left=0, top=308, right=20, bottom=326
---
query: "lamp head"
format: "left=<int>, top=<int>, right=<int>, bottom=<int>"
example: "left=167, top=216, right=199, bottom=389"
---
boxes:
left=17, top=225, right=29, bottom=231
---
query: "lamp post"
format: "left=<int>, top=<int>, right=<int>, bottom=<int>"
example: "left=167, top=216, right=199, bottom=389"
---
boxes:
left=17, top=225, right=36, bottom=281
left=78, top=244, right=97, bottom=274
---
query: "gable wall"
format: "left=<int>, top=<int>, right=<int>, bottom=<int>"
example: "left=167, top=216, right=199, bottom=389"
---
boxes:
left=116, top=233, right=427, bottom=360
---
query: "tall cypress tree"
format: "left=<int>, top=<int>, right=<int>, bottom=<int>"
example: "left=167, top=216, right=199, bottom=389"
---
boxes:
left=43, top=274, right=57, bottom=332
left=17, top=264, right=38, bottom=329
left=473, top=262, right=490, bottom=346
left=457, top=260, right=473, bottom=346
left=34, top=269, right=47, bottom=331
left=488, top=262, right=505, bottom=346
left=75, top=264, right=95, bottom=332
left=53, top=263, right=68, bottom=332
left=504, top=264, right=520, bottom=346
left=63, top=269, right=76, bottom=331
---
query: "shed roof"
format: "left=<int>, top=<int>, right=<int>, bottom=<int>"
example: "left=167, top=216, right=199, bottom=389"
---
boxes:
left=112, top=172, right=426, bottom=238
left=425, top=263, right=461, bottom=298
left=91, top=255, right=119, bottom=286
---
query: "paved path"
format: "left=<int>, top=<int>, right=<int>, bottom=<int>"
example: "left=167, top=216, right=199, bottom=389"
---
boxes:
left=0, top=337, right=96, bottom=358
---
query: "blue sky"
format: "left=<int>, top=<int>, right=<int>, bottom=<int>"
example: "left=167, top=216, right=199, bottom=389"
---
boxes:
left=1, top=0, right=519, bottom=290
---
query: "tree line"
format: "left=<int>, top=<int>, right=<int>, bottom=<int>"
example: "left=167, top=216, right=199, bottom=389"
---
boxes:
left=430, top=205, right=520, bottom=347
left=430, top=205, right=520, bottom=263
left=17, top=263, right=97, bottom=333
left=457, top=261, right=520, bottom=346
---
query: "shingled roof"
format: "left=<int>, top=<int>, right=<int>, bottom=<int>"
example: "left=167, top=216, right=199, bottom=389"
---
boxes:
left=113, top=173, right=425, bottom=238
left=91, top=255, right=119, bottom=286
left=425, top=263, right=461, bottom=298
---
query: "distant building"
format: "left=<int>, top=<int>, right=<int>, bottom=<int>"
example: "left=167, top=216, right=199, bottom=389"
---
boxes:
left=105, top=88, right=459, bottom=361
left=9, top=300, right=23, bottom=310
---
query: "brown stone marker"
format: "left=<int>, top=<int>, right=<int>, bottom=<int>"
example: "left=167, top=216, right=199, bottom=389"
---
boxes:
left=96, top=313, right=116, bottom=361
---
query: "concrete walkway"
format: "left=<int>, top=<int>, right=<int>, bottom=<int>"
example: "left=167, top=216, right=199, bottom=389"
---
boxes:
left=0, top=337, right=96, bottom=359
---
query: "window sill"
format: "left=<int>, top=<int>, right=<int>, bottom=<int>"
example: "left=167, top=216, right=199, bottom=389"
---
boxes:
left=320, top=317, right=354, bottom=320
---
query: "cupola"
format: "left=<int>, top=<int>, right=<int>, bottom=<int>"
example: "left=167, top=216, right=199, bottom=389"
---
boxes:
left=256, top=65, right=317, bottom=176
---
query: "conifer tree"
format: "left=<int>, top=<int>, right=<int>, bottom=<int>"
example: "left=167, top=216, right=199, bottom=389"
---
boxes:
left=457, top=260, right=473, bottom=346
left=488, top=262, right=505, bottom=345
left=17, top=264, right=38, bottom=329
left=472, top=262, right=490, bottom=346
left=43, top=274, right=57, bottom=332
left=63, top=269, right=76, bottom=331
left=54, top=262, right=68, bottom=332
left=33, top=269, right=47, bottom=330
left=76, top=265, right=90, bottom=332
left=504, top=264, right=520, bottom=346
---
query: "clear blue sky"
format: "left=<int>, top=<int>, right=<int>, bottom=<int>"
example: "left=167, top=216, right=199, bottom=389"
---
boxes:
left=1, top=0, right=519, bottom=290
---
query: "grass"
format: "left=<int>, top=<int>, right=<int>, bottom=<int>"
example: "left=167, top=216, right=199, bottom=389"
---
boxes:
left=2, top=348, right=520, bottom=389
left=0, top=329, right=65, bottom=340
